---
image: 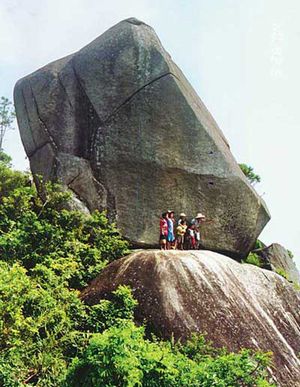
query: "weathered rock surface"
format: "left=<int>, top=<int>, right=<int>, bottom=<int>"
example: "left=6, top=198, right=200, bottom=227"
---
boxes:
left=14, top=17, right=270, bottom=258
left=81, top=250, right=300, bottom=386
left=256, top=243, right=300, bottom=284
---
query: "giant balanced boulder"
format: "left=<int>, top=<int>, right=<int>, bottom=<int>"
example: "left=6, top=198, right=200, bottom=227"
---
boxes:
left=81, top=250, right=300, bottom=386
left=14, top=17, right=270, bottom=258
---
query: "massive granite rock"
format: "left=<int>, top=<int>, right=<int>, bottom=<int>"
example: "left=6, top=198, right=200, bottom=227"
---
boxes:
left=14, top=17, right=270, bottom=258
left=81, top=250, right=300, bottom=386
left=256, top=243, right=300, bottom=284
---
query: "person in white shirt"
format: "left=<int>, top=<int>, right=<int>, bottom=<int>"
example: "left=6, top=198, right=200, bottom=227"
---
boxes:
left=191, top=213, right=206, bottom=249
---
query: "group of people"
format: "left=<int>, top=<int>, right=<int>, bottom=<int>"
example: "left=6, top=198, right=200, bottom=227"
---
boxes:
left=159, top=210, right=211, bottom=250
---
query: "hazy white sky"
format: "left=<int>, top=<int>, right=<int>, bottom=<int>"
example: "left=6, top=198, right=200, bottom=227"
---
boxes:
left=1, top=0, right=299, bottom=267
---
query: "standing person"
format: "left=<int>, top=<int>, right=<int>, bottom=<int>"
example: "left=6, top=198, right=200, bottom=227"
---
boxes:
left=159, top=212, right=168, bottom=250
left=191, top=213, right=209, bottom=249
left=166, top=210, right=175, bottom=249
left=176, top=220, right=187, bottom=250
left=185, top=223, right=196, bottom=250
left=177, top=212, right=187, bottom=226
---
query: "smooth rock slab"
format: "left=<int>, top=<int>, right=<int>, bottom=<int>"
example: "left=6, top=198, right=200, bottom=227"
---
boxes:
left=14, top=17, right=270, bottom=258
left=81, top=250, right=300, bottom=387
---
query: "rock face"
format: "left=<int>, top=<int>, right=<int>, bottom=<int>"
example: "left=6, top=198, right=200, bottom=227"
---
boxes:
left=14, top=17, right=270, bottom=258
left=81, top=250, right=300, bottom=386
left=257, top=243, right=300, bottom=284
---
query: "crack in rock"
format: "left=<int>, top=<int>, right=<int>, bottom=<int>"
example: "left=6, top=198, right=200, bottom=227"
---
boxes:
left=57, top=73, right=75, bottom=111
left=103, top=72, right=179, bottom=123
left=21, top=88, right=38, bottom=149
left=28, top=81, right=58, bottom=152
left=28, top=141, right=51, bottom=158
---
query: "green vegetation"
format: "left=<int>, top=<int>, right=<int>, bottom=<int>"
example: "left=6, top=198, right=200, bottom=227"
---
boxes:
left=275, top=267, right=290, bottom=281
left=254, top=239, right=265, bottom=250
left=239, top=163, right=261, bottom=185
left=287, top=249, right=294, bottom=259
left=293, top=282, right=300, bottom=292
left=243, top=252, right=263, bottom=268
left=0, top=154, right=128, bottom=289
left=64, top=322, right=272, bottom=387
left=0, top=153, right=274, bottom=386
left=0, top=97, right=15, bottom=149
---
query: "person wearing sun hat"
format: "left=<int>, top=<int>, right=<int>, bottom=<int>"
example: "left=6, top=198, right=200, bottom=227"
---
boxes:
left=177, top=212, right=187, bottom=226
left=191, top=213, right=206, bottom=225
left=191, top=213, right=206, bottom=249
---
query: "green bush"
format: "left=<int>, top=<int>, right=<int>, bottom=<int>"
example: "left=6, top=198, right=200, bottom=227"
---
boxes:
left=83, top=285, right=138, bottom=333
left=63, top=322, right=273, bottom=387
left=0, top=262, right=86, bottom=385
left=243, top=252, right=262, bottom=268
left=0, top=152, right=29, bottom=198
left=0, top=260, right=138, bottom=385
left=0, top=153, right=130, bottom=384
left=254, top=239, right=265, bottom=250
left=0, top=166, right=129, bottom=289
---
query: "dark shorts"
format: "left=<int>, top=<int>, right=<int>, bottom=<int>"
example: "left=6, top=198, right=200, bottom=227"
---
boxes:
left=160, top=234, right=167, bottom=241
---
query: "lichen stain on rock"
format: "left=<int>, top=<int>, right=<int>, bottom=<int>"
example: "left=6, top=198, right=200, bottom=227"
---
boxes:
left=81, top=250, right=300, bottom=386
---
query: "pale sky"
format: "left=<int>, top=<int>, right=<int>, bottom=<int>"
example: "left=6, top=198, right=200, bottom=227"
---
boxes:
left=1, top=0, right=299, bottom=268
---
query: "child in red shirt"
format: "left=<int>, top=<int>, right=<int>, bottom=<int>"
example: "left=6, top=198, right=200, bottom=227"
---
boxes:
left=159, top=212, right=168, bottom=250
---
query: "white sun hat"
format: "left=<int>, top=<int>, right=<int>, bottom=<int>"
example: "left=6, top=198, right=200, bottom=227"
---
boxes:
left=196, top=213, right=205, bottom=219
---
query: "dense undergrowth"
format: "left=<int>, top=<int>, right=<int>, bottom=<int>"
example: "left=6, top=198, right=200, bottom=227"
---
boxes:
left=0, top=152, right=274, bottom=386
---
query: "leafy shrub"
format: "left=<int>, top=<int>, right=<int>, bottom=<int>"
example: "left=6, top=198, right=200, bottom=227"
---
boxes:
left=83, top=285, right=138, bottom=333
left=0, top=259, right=137, bottom=385
left=254, top=239, right=265, bottom=250
left=0, top=262, right=86, bottom=385
left=0, top=152, right=29, bottom=198
left=0, top=165, right=129, bottom=289
left=243, top=252, right=263, bottom=268
left=63, top=322, right=273, bottom=387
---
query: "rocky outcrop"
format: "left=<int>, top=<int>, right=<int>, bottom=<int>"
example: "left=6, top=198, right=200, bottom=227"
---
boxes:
left=81, top=250, right=300, bottom=386
left=256, top=243, right=300, bottom=284
left=14, top=17, right=270, bottom=258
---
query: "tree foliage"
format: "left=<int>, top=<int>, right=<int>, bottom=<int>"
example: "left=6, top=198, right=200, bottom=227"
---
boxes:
left=0, top=262, right=85, bottom=385
left=0, top=97, right=15, bottom=150
left=0, top=161, right=128, bottom=289
left=64, top=321, right=273, bottom=387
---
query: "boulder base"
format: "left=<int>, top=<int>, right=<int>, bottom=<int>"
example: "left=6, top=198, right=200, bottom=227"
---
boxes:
left=14, top=17, right=270, bottom=257
left=82, top=250, right=300, bottom=386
